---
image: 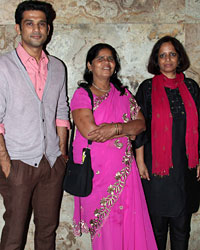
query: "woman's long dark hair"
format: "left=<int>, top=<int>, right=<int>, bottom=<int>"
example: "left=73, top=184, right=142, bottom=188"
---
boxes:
left=79, top=43, right=126, bottom=95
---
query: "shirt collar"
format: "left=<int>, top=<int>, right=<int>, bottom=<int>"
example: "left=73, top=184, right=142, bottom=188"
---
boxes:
left=16, top=43, right=49, bottom=67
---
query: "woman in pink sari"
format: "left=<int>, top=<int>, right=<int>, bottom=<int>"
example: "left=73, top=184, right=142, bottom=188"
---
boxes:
left=70, top=43, right=157, bottom=250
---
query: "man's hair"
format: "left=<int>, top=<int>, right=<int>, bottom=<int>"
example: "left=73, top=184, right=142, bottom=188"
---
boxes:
left=15, top=1, right=56, bottom=26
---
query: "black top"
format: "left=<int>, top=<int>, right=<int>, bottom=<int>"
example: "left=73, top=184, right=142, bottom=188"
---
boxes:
left=135, top=76, right=200, bottom=216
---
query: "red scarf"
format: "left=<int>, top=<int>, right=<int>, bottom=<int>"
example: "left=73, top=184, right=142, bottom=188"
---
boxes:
left=151, top=73, right=199, bottom=176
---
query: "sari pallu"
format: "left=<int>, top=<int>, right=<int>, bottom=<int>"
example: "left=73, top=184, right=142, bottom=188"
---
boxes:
left=71, top=84, right=157, bottom=250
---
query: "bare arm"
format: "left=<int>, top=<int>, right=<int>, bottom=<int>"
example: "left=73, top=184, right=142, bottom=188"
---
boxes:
left=57, top=126, right=68, bottom=161
left=135, top=145, right=150, bottom=180
left=72, top=108, right=146, bottom=143
left=72, top=108, right=116, bottom=142
left=0, top=134, right=11, bottom=178
left=88, top=110, right=146, bottom=141
left=197, top=164, right=200, bottom=181
left=117, top=111, right=146, bottom=137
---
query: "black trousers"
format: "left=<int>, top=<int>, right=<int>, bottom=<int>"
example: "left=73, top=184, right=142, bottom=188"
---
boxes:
left=150, top=214, right=192, bottom=250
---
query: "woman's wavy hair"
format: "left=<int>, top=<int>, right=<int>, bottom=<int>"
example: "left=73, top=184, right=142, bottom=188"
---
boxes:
left=79, top=43, right=126, bottom=95
left=147, top=36, right=190, bottom=75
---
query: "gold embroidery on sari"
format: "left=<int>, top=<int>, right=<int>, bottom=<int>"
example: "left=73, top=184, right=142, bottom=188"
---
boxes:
left=73, top=219, right=89, bottom=236
left=84, top=92, right=139, bottom=239
left=114, top=139, right=123, bottom=149
left=129, top=95, right=140, bottom=120
left=89, top=139, right=133, bottom=240
left=93, top=93, right=109, bottom=111
left=122, top=113, right=129, bottom=123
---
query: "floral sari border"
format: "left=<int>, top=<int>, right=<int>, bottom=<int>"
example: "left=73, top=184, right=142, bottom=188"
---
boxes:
left=73, top=219, right=89, bottom=236
left=89, top=139, right=133, bottom=240
left=93, top=92, right=109, bottom=111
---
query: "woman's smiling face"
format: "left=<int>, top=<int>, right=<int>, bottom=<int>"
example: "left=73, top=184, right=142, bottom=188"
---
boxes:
left=87, top=48, right=116, bottom=82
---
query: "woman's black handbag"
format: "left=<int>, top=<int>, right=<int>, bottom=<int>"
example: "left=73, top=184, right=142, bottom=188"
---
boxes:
left=63, top=87, right=94, bottom=197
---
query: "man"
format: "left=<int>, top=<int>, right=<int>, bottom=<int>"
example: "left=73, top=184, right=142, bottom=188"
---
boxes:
left=0, top=1, right=70, bottom=249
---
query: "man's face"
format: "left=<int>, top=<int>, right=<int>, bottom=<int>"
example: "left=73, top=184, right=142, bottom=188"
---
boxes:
left=15, top=10, right=50, bottom=51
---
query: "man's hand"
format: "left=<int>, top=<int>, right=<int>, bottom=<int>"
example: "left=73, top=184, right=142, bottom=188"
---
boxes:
left=0, top=134, right=11, bottom=178
left=57, top=127, right=68, bottom=156
left=1, top=161, right=11, bottom=178
left=62, top=154, right=69, bottom=163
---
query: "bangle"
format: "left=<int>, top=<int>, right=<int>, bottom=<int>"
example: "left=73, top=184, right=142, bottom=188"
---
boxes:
left=115, top=123, right=119, bottom=135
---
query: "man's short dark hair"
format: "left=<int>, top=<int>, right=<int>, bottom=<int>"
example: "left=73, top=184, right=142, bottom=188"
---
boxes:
left=147, top=36, right=190, bottom=75
left=15, top=0, right=56, bottom=26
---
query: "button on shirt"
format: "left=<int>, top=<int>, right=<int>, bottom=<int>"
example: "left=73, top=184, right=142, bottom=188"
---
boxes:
left=22, top=47, right=48, bottom=101
left=0, top=43, right=70, bottom=134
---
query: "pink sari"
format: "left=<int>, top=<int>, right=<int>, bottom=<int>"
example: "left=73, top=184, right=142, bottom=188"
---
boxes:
left=70, top=84, right=157, bottom=250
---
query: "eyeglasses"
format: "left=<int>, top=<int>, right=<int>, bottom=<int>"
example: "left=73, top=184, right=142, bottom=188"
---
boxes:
left=94, top=56, right=115, bottom=62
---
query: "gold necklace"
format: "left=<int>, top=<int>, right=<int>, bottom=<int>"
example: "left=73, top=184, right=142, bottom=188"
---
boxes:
left=92, top=83, right=110, bottom=93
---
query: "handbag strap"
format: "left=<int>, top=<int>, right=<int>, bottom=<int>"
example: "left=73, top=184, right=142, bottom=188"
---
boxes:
left=69, top=87, right=94, bottom=159
left=81, top=87, right=93, bottom=146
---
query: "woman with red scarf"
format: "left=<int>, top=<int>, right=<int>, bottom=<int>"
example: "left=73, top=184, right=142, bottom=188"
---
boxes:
left=135, top=36, right=200, bottom=250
